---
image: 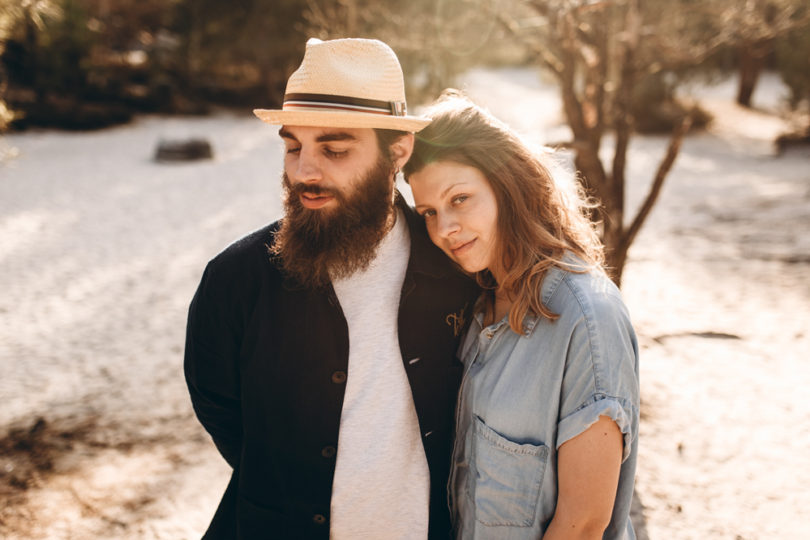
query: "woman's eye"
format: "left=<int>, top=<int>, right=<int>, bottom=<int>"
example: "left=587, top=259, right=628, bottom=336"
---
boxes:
left=421, top=209, right=436, bottom=218
left=452, top=194, right=468, bottom=205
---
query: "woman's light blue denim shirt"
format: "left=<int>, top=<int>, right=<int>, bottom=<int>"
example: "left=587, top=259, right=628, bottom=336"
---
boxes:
left=451, top=259, right=640, bottom=539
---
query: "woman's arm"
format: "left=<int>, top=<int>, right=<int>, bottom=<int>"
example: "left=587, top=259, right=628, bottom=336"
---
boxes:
left=543, top=415, right=623, bottom=540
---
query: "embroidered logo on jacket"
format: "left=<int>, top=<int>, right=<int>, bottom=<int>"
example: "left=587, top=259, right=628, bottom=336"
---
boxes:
left=445, top=304, right=468, bottom=337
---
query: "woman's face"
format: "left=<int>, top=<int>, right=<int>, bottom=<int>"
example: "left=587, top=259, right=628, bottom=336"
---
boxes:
left=410, top=161, right=499, bottom=275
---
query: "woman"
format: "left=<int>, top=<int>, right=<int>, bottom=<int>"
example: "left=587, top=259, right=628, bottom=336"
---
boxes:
left=403, top=91, right=640, bottom=540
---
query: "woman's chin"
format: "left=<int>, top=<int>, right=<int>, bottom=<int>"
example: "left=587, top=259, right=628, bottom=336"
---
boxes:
left=440, top=247, right=485, bottom=274
left=456, top=259, right=486, bottom=275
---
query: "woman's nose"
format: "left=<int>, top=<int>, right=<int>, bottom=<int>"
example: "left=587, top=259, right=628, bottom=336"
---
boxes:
left=436, top=211, right=460, bottom=238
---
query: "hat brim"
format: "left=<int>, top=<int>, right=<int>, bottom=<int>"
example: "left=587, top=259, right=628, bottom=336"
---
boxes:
left=253, top=109, right=431, bottom=132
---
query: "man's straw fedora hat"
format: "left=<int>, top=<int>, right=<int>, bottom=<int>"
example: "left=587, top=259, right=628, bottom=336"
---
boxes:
left=253, top=38, right=431, bottom=132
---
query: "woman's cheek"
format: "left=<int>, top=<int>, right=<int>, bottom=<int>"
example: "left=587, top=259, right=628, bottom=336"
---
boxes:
left=426, top=225, right=446, bottom=254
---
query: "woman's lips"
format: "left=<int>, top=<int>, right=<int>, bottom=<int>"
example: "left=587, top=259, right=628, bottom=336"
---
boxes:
left=450, top=239, right=475, bottom=257
left=300, top=192, right=335, bottom=209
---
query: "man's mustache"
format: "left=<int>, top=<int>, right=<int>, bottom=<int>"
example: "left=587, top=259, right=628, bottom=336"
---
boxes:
left=284, top=177, right=339, bottom=198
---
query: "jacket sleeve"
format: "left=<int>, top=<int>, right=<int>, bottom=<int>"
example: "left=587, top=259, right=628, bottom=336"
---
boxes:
left=184, top=261, right=244, bottom=469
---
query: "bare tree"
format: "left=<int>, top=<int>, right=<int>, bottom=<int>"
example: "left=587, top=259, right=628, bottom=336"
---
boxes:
left=718, top=0, right=810, bottom=107
left=492, top=0, right=714, bottom=284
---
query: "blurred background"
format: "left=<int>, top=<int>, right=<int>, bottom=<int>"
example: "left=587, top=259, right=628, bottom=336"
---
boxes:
left=1, top=1, right=809, bottom=538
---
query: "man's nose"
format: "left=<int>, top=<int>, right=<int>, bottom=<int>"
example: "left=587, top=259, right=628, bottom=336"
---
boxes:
left=292, top=147, right=322, bottom=183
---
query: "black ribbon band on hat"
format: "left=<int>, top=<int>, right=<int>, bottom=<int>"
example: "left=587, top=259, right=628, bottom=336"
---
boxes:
left=283, top=93, right=407, bottom=117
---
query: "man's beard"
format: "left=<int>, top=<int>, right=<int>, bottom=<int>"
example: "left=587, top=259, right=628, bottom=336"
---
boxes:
left=270, top=155, right=397, bottom=288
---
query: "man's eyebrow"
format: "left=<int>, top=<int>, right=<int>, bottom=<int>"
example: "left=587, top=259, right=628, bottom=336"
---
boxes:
left=316, top=132, right=357, bottom=143
left=278, top=127, right=297, bottom=141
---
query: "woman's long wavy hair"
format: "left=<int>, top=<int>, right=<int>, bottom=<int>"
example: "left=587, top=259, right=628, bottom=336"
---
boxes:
left=403, top=90, right=605, bottom=333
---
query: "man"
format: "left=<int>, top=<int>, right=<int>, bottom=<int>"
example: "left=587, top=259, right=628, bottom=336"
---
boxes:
left=184, top=37, right=477, bottom=539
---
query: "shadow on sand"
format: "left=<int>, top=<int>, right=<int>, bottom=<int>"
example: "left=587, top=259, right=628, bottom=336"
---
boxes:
left=631, top=489, right=650, bottom=540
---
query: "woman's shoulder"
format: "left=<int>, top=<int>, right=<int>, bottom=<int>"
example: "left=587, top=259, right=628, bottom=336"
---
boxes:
left=543, top=255, right=640, bottom=400
left=543, top=255, right=624, bottom=316
left=542, top=255, right=636, bottom=353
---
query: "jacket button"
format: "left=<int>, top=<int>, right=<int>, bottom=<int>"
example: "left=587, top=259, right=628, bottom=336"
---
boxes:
left=321, top=445, right=336, bottom=458
left=313, top=514, right=327, bottom=525
left=331, top=370, right=347, bottom=384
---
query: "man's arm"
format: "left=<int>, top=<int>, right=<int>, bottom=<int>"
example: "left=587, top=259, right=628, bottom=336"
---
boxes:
left=184, top=263, right=243, bottom=468
left=543, top=415, right=623, bottom=540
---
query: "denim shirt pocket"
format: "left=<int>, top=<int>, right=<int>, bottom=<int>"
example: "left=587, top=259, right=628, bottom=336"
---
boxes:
left=469, top=416, right=550, bottom=527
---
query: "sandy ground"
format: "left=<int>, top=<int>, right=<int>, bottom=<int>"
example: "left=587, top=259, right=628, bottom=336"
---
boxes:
left=1, top=69, right=809, bottom=539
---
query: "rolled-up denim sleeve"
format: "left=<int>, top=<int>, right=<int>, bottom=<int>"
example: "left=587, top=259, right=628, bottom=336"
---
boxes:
left=557, top=395, right=637, bottom=462
left=555, top=288, right=640, bottom=462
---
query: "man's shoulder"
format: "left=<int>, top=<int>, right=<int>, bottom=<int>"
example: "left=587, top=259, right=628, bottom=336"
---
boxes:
left=205, top=221, right=282, bottom=279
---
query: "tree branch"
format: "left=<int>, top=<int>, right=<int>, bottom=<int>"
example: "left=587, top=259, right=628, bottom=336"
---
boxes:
left=496, top=13, right=565, bottom=75
left=611, top=0, right=639, bottom=215
left=619, top=111, right=693, bottom=255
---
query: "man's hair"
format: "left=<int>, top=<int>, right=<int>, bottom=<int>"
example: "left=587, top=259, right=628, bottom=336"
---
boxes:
left=403, top=90, right=604, bottom=333
left=374, top=129, right=409, bottom=161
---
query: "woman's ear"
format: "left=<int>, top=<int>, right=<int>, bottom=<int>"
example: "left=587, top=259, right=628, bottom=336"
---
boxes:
left=389, top=133, right=415, bottom=170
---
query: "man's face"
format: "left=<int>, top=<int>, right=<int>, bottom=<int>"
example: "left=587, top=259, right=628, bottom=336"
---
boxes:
left=280, top=126, right=384, bottom=212
left=272, top=125, right=398, bottom=287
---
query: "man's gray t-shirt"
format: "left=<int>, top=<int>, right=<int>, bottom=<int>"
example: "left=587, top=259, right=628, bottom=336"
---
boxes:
left=329, top=209, right=430, bottom=539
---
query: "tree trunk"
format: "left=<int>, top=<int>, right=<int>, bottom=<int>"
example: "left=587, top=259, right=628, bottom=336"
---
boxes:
left=23, top=7, right=43, bottom=105
left=604, top=240, right=629, bottom=287
left=737, top=41, right=769, bottom=108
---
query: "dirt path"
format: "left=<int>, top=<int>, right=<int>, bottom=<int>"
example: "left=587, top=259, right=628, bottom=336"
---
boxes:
left=2, top=71, right=809, bottom=539
left=1, top=114, right=272, bottom=538
left=622, top=131, right=810, bottom=539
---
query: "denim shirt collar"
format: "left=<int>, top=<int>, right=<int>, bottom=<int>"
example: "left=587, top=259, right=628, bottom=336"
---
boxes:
left=473, top=308, right=539, bottom=340
left=476, top=253, right=591, bottom=339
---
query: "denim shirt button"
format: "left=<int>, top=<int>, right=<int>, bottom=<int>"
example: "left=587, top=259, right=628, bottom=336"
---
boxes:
left=331, top=370, right=347, bottom=384
left=312, top=514, right=327, bottom=525
left=321, top=445, right=336, bottom=458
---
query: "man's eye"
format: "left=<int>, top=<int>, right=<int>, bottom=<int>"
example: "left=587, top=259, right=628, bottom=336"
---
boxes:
left=286, top=147, right=301, bottom=154
left=325, top=149, right=348, bottom=158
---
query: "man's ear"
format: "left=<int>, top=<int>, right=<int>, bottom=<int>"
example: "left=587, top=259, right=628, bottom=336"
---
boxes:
left=389, top=132, right=415, bottom=170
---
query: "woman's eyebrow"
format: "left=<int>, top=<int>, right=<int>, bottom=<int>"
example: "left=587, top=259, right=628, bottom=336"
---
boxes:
left=414, top=183, right=467, bottom=210
left=441, top=182, right=466, bottom=199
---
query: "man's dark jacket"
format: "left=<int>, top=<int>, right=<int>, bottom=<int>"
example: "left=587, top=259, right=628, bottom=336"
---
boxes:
left=184, top=196, right=478, bottom=539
